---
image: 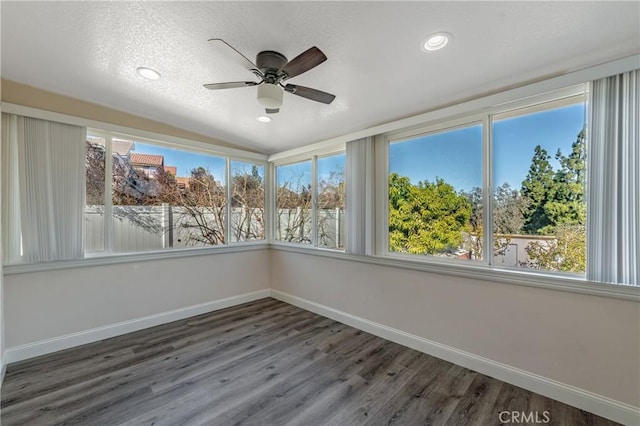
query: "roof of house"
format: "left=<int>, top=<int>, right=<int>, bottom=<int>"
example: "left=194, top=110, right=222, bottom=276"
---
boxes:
left=130, top=153, right=164, bottom=167
left=165, top=166, right=177, bottom=176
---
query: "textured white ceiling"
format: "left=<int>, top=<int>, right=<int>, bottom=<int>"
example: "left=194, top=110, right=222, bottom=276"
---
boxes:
left=2, top=1, right=639, bottom=154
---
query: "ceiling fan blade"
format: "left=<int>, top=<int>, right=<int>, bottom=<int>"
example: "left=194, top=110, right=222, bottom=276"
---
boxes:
left=284, top=84, right=335, bottom=104
left=208, top=38, right=259, bottom=73
left=203, top=81, right=259, bottom=90
left=280, top=46, right=327, bottom=80
left=265, top=108, right=279, bottom=114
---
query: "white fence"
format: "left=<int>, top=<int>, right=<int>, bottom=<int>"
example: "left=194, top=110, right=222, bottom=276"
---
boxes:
left=275, top=208, right=345, bottom=249
left=84, top=205, right=345, bottom=252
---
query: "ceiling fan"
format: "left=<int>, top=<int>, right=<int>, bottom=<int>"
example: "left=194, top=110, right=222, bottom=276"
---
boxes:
left=203, top=39, right=335, bottom=114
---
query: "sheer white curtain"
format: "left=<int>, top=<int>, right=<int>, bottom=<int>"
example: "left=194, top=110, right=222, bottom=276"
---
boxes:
left=587, top=70, right=639, bottom=285
left=1, top=114, right=22, bottom=264
left=2, top=113, right=86, bottom=263
left=345, top=137, right=374, bottom=255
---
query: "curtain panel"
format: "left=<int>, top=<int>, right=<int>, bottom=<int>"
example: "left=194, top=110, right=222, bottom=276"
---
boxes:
left=587, top=70, right=639, bottom=285
left=1, top=113, right=86, bottom=263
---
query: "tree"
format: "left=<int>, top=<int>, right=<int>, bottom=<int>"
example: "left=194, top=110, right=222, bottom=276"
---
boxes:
left=317, top=168, right=345, bottom=248
left=389, top=173, right=471, bottom=255
left=230, top=165, right=265, bottom=241
left=542, top=130, right=586, bottom=233
left=519, top=131, right=587, bottom=273
left=462, top=183, right=528, bottom=261
left=523, top=224, right=586, bottom=273
left=521, top=145, right=555, bottom=234
left=164, top=167, right=227, bottom=246
left=464, top=186, right=483, bottom=260
left=494, top=183, right=528, bottom=235
left=85, top=141, right=106, bottom=205
left=277, top=172, right=312, bottom=243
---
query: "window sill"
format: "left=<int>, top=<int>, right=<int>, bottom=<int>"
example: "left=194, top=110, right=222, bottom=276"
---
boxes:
left=269, top=245, right=640, bottom=302
left=5, top=243, right=637, bottom=302
left=2, top=242, right=269, bottom=275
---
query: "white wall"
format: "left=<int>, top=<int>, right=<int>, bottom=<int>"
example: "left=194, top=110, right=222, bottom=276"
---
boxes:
left=2, top=245, right=638, bottom=421
left=270, top=250, right=640, bottom=409
left=4, top=249, right=269, bottom=349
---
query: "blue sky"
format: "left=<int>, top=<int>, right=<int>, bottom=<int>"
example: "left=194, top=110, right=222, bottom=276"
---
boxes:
left=276, top=154, right=345, bottom=189
left=390, top=124, right=483, bottom=191
left=132, top=103, right=584, bottom=194
left=133, top=142, right=227, bottom=181
left=131, top=144, right=266, bottom=182
left=390, top=103, right=586, bottom=192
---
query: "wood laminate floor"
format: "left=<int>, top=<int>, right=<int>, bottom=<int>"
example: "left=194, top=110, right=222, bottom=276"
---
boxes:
left=1, top=298, right=619, bottom=426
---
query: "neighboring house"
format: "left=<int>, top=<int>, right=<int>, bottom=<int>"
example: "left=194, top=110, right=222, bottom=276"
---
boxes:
left=164, top=166, right=177, bottom=176
left=175, top=176, right=190, bottom=192
left=130, top=153, right=164, bottom=177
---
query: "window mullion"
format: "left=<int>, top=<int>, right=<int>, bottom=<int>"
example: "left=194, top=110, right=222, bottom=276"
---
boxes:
left=483, top=115, right=493, bottom=265
left=311, top=156, right=318, bottom=247
left=374, top=135, right=389, bottom=256
left=225, top=157, right=231, bottom=245
left=104, top=135, right=113, bottom=253
left=266, top=162, right=275, bottom=243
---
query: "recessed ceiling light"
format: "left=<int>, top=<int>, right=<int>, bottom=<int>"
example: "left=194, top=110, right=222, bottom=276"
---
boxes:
left=136, top=67, right=161, bottom=80
left=422, top=32, right=451, bottom=52
left=257, top=116, right=271, bottom=123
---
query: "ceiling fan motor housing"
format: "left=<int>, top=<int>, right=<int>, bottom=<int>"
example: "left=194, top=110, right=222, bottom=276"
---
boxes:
left=256, top=50, right=288, bottom=73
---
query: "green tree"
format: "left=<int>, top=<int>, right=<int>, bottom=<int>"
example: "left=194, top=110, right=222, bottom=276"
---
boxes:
left=389, top=173, right=471, bottom=255
left=524, top=224, right=586, bottom=273
left=521, top=145, right=555, bottom=234
left=520, top=131, right=587, bottom=273
left=542, top=130, right=586, bottom=233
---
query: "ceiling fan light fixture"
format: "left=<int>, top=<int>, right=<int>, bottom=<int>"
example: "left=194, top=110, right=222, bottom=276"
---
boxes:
left=257, top=116, right=271, bottom=123
left=422, top=32, right=451, bottom=52
left=257, top=83, right=283, bottom=109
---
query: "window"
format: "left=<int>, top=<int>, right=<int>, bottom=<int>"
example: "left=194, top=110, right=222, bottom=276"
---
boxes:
left=85, top=135, right=106, bottom=252
left=317, top=154, right=345, bottom=249
left=388, top=123, right=483, bottom=260
left=492, top=98, right=586, bottom=273
left=85, top=132, right=266, bottom=256
left=384, top=90, right=589, bottom=277
left=275, top=153, right=345, bottom=250
left=230, top=161, right=265, bottom=242
left=276, top=160, right=312, bottom=244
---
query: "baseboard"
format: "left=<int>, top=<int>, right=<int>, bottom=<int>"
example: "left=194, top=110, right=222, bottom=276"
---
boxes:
left=5, top=289, right=270, bottom=365
left=269, top=289, right=640, bottom=426
left=0, top=354, right=6, bottom=388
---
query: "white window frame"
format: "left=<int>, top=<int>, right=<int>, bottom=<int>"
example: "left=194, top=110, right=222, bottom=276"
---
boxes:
left=377, top=114, right=487, bottom=265
left=375, top=86, right=588, bottom=279
left=271, top=147, right=346, bottom=251
left=1, top=102, right=270, bottom=274
left=86, top=128, right=269, bottom=256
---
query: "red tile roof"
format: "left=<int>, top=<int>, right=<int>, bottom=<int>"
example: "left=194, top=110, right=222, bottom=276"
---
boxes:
left=130, top=153, right=164, bottom=167
left=165, top=166, right=177, bottom=176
